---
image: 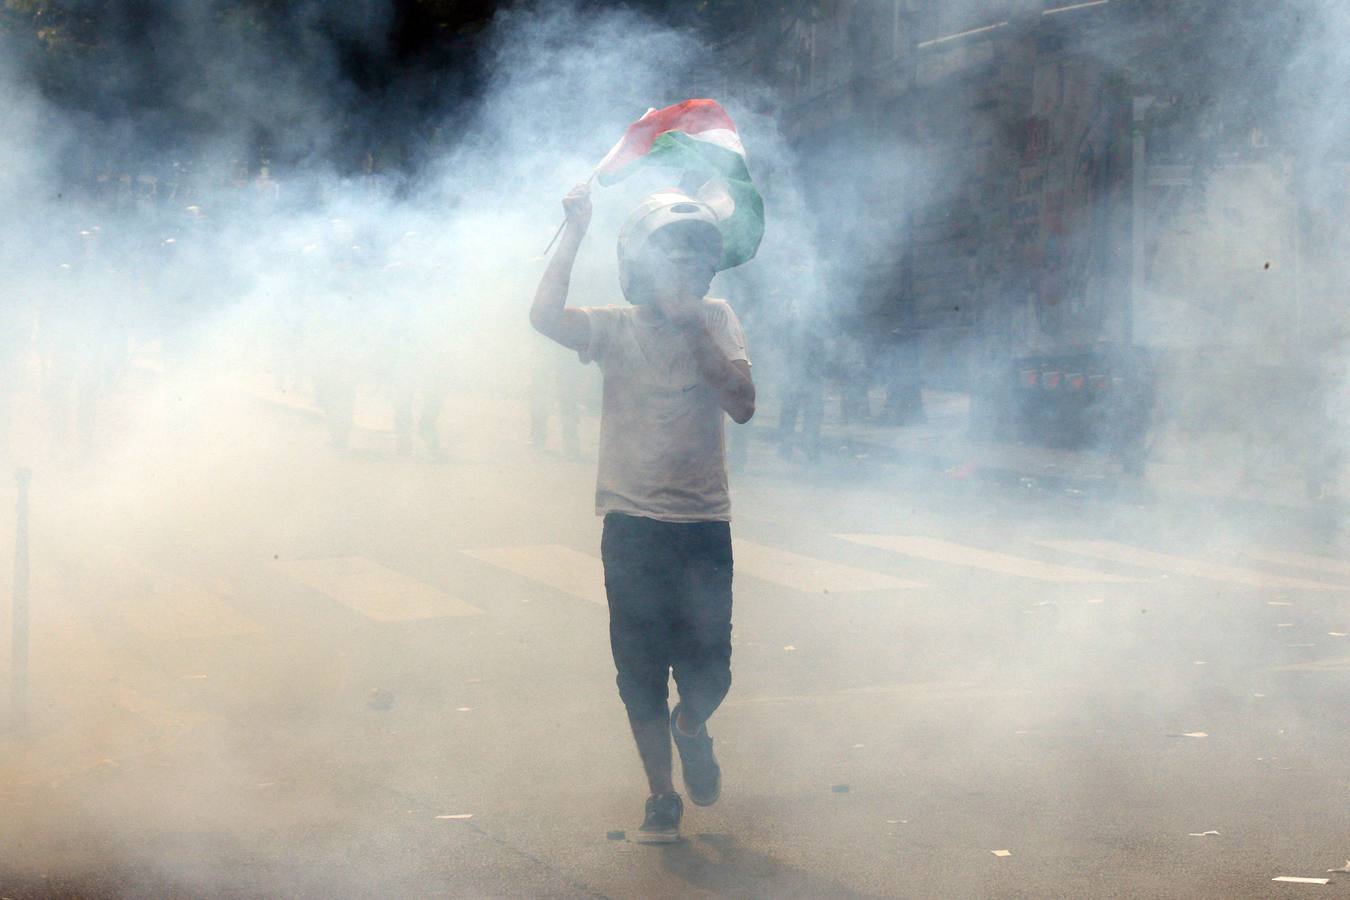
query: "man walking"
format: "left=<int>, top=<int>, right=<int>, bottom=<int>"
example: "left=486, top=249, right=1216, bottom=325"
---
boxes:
left=530, top=183, right=754, bottom=843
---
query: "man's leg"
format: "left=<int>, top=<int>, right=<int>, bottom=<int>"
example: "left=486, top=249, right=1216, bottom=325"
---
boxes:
left=394, top=391, right=415, bottom=455
left=671, top=521, right=734, bottom=728
left=556, top=365, right=581, bottom=458
left=627, top=715, right=673, bottom=796
left=418, top=387, right=444, bottom=455
left=802, top=375, right=825, bottom=462
left=601, top=514, right=677, bottom=794
left=777, top=390, right=801, bottom=459
left=670, top=521, right=733, bottom=806
left=528, top=358, right=551, bottom=448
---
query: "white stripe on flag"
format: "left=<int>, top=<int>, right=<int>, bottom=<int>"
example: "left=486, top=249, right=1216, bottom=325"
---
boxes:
left=681, top=128, right=746, bottom=158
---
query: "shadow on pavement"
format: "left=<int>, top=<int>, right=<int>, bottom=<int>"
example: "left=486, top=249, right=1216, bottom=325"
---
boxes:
left=659, top=832, right=880, bottom=898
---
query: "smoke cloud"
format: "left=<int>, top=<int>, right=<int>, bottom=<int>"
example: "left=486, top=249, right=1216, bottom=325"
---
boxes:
left=1, top=0, right=1348, bottom=895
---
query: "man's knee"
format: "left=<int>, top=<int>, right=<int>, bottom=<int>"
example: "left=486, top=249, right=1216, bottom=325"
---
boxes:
left=672, top=662, right=731, bottom=724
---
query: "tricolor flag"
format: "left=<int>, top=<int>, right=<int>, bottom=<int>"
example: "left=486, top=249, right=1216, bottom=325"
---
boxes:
left=596, top=99, right=764, bottom=270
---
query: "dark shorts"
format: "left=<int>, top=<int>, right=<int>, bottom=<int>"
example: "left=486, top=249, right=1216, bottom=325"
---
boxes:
left=601, top=512, right=733, bottom=723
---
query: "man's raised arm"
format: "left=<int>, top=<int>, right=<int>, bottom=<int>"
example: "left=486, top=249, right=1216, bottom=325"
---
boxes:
left=529, top=184, right=592, bottom=352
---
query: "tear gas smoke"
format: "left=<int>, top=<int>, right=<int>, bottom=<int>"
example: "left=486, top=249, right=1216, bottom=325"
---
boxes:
left=1, top=1, right=1348, bottom=895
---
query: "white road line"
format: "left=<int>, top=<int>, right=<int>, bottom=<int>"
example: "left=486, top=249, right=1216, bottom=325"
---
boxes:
left=275, top=557, right=483, bottom=621
left=725, top=681, right=1030, bottom=707
left=1039, top=540, right=1348, bottom=591
left=836, top=535, right=1133, bottom=583
left=1242, top=547, right=1350, bottom=579
left=732, top=539, right=925, bottom=592
left=1274, top=656, right=1350, bottom=673
left=109, top=550, right=264, bottom=639
left=460, top=545, right=607, bottom=606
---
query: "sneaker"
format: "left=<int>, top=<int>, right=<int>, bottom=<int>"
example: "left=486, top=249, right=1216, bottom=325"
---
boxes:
left=635, top=791, right=683, bottom=844
left=671, top=704, right=721, bottom=807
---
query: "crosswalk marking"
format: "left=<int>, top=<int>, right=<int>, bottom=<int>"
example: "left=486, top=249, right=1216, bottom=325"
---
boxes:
left=109, top=551, right=264, bottom=639
left=460, top=545, right=607, bottom=606
left=274, top=556, right=482, bottom=621
left=1039, top=541, right=1348, bottom=591
left=835, top=535, right=1132, bottom=583
left=733, top=539, right=924, bottom=592
left=1242, top=548, right=1350, bottom=579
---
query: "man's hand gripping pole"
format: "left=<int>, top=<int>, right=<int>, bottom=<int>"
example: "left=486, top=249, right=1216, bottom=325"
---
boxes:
left=543, top=172, right=596, bottom=255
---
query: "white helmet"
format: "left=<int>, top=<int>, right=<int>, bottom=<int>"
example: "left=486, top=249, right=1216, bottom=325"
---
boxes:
left=617, top=190, right=723, bottom=303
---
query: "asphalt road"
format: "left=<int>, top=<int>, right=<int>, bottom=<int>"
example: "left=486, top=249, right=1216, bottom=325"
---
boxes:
left=1, top=387, right=1348, bottom=898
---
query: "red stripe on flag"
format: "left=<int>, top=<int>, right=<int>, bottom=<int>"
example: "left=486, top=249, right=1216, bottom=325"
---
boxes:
left=597, top=99, right=737, bottom=178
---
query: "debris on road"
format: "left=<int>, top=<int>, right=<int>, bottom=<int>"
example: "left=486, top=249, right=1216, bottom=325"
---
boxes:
left=367, top=688, right=395, bottom=710
left=1327, top=862, right=1350, bottom=874
left=1272, top=876, right=1330, bottom=884
left=831, top=784, right=850, bottom=793
left=945, top=462, right=978, bottom=480
left=607, top=830, right=626, bottom=841
left=991, top=850, right=1012, bottom=858
left=1187, top=830, right=1221, bottom=837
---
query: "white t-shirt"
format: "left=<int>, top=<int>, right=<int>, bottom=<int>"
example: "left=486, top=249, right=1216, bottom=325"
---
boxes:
left=577, top=299, right=750, bottom=522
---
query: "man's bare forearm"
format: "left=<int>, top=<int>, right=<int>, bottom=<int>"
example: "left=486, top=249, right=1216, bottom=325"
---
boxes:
left=531, top=185, right=592, bottom=351
left=677, top=321, right=755, bottom=423
left=530, top=226, right=581, bottom=330
left=530, top=226, right=589, bottom=350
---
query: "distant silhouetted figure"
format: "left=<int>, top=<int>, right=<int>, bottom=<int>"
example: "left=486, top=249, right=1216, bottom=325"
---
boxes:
left=0, top=298, right=28, bottom=458
left=776, top=301, right=825, bottom=462
left=528, top=340, right=581, bottom=458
